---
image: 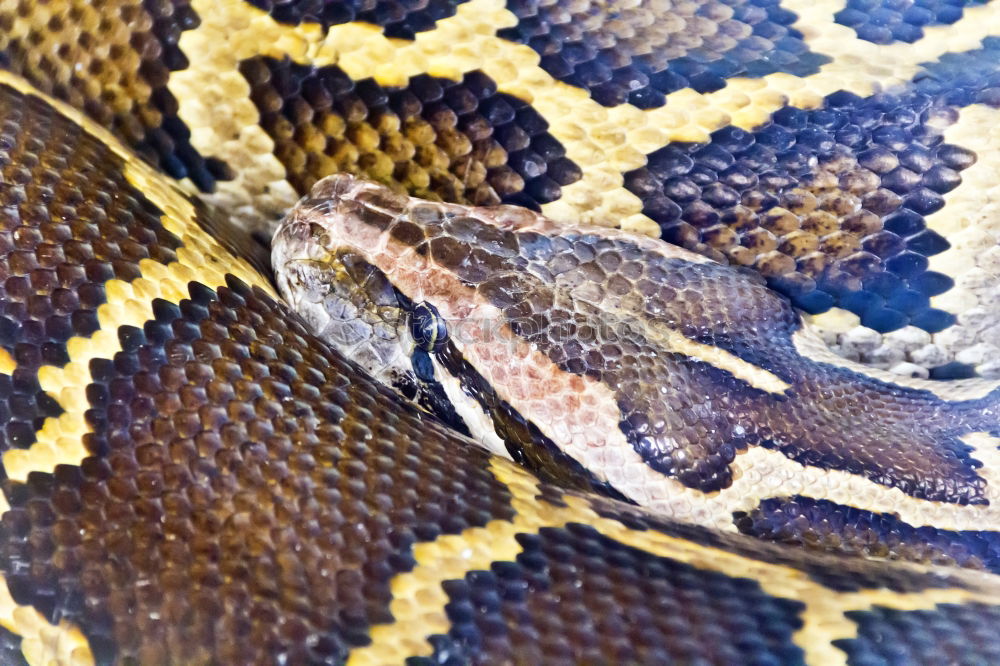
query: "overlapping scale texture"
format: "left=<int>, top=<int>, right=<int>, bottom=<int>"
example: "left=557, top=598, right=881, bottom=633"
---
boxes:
left=585, top=497, right=984, bottom=593
left=735, top=496, right=1000, bottom=574
left=285, top=180, right=999, bottom=502
left=0, top=85, right=181, bottom=454
left=499, top=0, right=829, bottom=107
left=918, top=37, right=1000, bottom=103
left=0, top=278, right=518, bottom=663
left=0, top=0, right=224, bottom=188
left=421, top=524, right=806, bottom=665
left=240, top=57, right=581, bottom=209
left=246, top=0, right=470, bottom=38
left=501, top=238, right=993, bottom=500
left=815, top=40, right=1000, bottom=376
left=11, top=255, right=979, bottom=663
left=836, top=604, right=1000, bottom=664
left=3, top=41, right=1000, bottom=661
left=626, top=89, right=976, bottom=334
left=835, top=0, right=989, bottom=44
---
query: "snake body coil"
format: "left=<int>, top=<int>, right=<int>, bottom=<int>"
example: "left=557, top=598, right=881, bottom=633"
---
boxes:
left=1, top=1, right=1000, bottom=664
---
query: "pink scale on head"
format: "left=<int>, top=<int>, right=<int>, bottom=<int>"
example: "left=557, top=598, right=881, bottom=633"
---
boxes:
left=277, top=173, right=1000, bottom=512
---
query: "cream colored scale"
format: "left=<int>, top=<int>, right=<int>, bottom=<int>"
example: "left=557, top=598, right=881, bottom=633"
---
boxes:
left=0, top=69, right=272, bottom=666
left=349, top=457, right=1000, bottom=666
left=159, top=0, right=1000, bottom=374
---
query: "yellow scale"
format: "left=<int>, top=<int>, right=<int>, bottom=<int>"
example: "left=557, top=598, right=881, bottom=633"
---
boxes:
left=2, top=1, right=1000, bottom=664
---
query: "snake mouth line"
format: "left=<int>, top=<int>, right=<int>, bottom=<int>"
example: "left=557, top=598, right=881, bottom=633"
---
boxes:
left=275, top=174, right=1000, bottom=511
left=430, top=337, right=634, bottom=503
left=276, top=236, right=636, bottom=502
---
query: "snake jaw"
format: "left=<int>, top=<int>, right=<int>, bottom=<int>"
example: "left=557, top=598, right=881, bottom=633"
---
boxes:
left=272, top=178, right=507, bottom=452
left=277, top=174, right=1000, bottom=514
left=271, top=176, right=643, bottom=487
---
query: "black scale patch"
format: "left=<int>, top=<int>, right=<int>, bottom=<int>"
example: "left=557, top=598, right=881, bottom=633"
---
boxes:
left=625, top=91, right=969, bottom=334
left=736, top=496, right=1000, bottom=575
left=0, top=626, right=28, bottom=666
left=0, top=278, right=517, bottom=663
left=245, top=0, right=471, bottom=39
left=414, top=523, right=806, bottom=665
left=836, top=603, right=1000, bottom=664
left=835, top=0, right=989, bottom=44
left=499, top=0, right=829, bottom=108
left=240, top=57, right=582, bottom=209
left=0, top=84, right=182, bottom=454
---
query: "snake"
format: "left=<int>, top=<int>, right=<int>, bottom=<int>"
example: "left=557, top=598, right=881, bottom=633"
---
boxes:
left=1, top=0, right=1000, bottom=664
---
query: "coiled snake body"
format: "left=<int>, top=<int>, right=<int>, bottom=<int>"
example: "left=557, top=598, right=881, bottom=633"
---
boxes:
left=1, top=0, right=1000, bottom=664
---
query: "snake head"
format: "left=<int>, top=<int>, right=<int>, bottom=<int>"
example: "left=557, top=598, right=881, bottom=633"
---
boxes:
left=271, top=174, right=499, bottom=447
left=270, top=173, right=746, bottom=497
left=274, top=174, right=1000, bottom=510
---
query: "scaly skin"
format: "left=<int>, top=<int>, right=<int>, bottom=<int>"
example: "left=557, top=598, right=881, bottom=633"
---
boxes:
left=3, top=0, right=1000, bottom=664
left=0, top=61, right=995, bottom=666
left=274, top=174, right=1000, bottom=572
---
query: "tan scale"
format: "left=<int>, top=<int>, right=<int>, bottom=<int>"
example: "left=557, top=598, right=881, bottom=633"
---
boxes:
left=922, top=105, right=999, bottom=374
left=159, top=0, right=1000, bottom=375
left=0, top=70, right=273, bottom=482
left=348, top=457, right=1000, bottom=666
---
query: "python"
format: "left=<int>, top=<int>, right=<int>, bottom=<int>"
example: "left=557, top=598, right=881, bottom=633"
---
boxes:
left=0, top=0, right=999, bottom=664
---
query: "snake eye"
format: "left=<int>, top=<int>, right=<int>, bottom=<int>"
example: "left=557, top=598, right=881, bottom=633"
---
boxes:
left=410, top=301, right=448, bottom=352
